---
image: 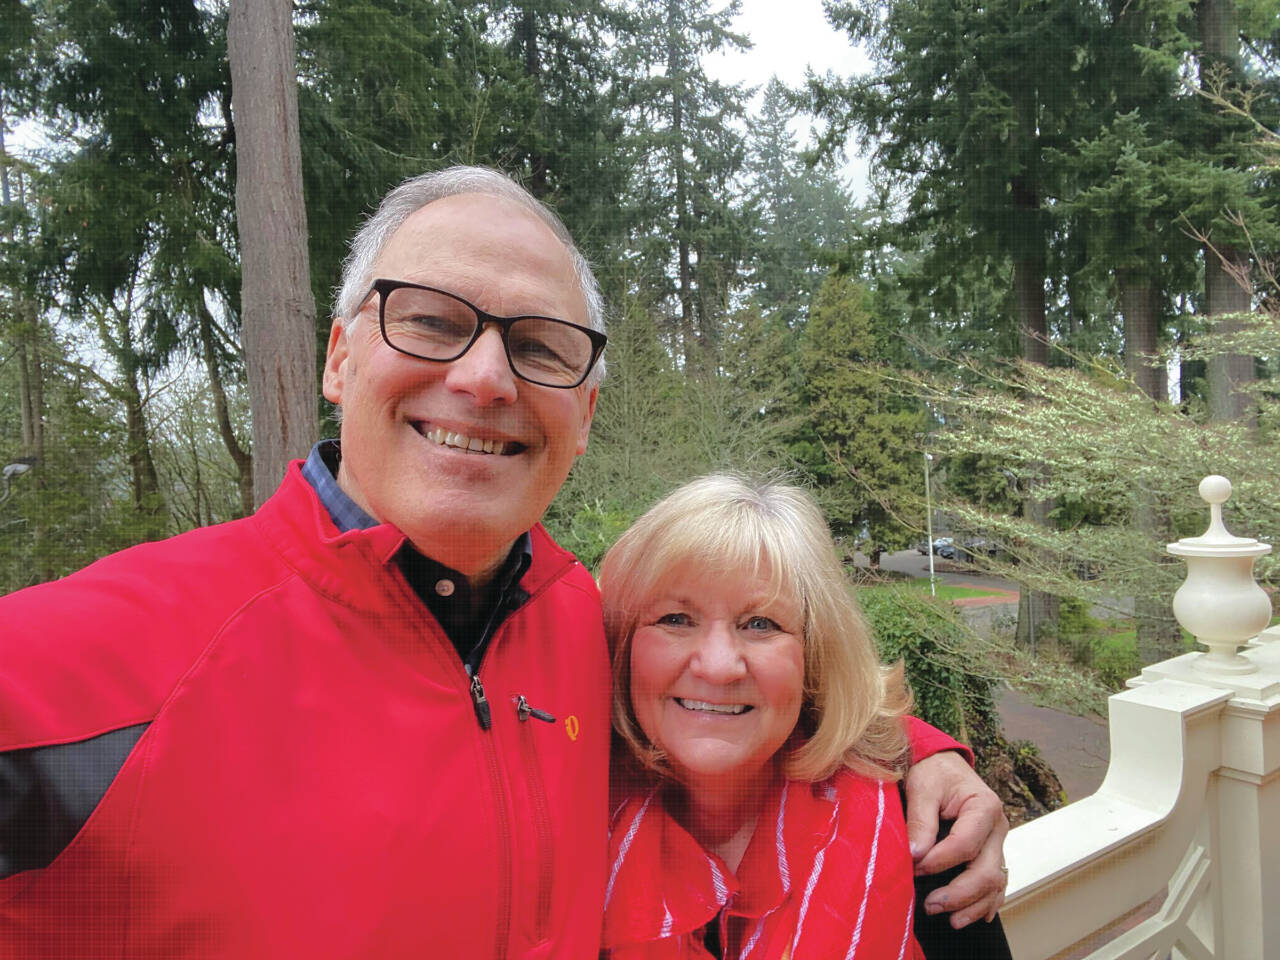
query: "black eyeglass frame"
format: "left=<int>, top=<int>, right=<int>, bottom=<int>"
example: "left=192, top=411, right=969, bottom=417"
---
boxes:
left=358, top=278, right=607, bottom=389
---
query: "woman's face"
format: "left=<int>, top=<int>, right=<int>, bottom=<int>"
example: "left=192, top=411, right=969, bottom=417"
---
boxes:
left=629, top=564, right=806, bottom=793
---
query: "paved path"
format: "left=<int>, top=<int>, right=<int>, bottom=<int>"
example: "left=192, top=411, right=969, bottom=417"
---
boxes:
left=995, top=686, right=1110, bottom=801
left=870, top=550, right=1113, bottom=800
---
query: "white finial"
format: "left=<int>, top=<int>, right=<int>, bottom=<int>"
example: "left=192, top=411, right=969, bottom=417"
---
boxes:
left=1198, top=475, right=1233, bottom=543
left=1168, top=475, right=1271, bottom=674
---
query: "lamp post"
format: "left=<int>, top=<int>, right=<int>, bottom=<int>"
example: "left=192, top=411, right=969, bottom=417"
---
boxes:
left=924, top=451, right=936, bottom=597
left=0, top=457, right=37, bottom=506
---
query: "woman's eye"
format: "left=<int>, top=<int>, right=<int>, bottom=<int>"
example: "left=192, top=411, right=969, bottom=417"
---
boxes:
left=743, top=615, right=781, bottom=632
left=656, top=612, right=691, bottom=627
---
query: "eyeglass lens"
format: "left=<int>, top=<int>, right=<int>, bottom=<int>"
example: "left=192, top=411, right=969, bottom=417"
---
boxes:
left=382, top=285, right=595, bottom=387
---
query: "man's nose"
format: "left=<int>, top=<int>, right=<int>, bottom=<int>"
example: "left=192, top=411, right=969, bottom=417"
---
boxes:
left=444, top=324, right=519, bottom=404
left=688, top=622, right=747, bottom=683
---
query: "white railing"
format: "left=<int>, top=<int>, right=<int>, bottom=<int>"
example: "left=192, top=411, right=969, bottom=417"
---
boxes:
left=1000, top=478, right=1280, bottom=960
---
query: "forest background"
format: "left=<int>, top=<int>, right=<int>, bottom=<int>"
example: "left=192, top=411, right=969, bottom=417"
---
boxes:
left=3, top=0, right=1279, bottom=810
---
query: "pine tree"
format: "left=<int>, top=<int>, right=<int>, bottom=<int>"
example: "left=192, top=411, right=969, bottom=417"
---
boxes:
left=799, top=272, right=925, bottom=564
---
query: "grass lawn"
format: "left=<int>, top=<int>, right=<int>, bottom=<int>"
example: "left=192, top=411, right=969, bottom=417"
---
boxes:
left=859, top=578, right=1008, bottom=603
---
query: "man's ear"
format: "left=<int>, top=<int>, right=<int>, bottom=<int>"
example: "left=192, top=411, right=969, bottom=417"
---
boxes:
left=575, top=385, right=598, bottom=456
left=322, top=320, right=349, bottom=405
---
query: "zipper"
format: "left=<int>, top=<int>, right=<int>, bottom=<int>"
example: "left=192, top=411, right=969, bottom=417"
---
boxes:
left=464, top=668, right=512, bottom=959
left=470, top=673, right=493, bottom=729
left=443, top=555, right=578, bottom=957
left=515, top=698, right=557, bottom=941
left=515, top=694, right=555, bottom=724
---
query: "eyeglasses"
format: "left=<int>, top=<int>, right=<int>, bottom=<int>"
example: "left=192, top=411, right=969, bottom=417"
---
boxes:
left=358, top=278, right=607, bottom=389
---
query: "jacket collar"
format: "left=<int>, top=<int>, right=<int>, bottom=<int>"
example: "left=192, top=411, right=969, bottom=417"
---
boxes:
left=252, top=461, right=576, bottom=613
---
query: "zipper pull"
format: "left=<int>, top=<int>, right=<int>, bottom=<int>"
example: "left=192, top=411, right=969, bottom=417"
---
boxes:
left=515, top=695, right=556, bottom=723
left=470, top=674, right=493, bottom=730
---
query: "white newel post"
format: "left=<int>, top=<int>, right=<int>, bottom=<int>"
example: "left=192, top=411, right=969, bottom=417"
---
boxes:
left=1135, top=475, right=1280, bottom=959
left=1002, top=475, right=1280, bottom=960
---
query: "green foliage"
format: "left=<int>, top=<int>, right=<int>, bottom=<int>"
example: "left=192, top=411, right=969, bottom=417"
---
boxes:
left=0, top=322, right=162, bottom=591
left=545, top=499, right=637, bottom=576
left=743, top=79, right=859, bottom=331
left=546, top=285, right=805, bottom=559
left=1089, top=631, right=1141, bottom=690
left=858, top=586, right=997, bottom=741
left=617, top=0, right=753, bottom=369
left=798, top=272, right=925, bottom=556
left=860, top=579, right=1005, bottom=602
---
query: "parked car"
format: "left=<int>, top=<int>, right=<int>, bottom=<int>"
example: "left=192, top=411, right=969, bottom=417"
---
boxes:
left=932, top=537, right=954, bottom=557
left=914, top=540, right=931, bottom=555
left=961, top=537, right=1000, bottom=558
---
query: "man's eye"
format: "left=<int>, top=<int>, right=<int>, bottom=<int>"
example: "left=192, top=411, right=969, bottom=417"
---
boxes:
left=407, top=313, right=472, bottom=338
left=743, top=616, right=780, bottom=632
left=510, top=335, right=568, bottom=366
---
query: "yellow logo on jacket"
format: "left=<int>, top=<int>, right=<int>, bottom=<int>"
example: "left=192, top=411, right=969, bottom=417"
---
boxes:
left=564, top=715, right=580, bottom=741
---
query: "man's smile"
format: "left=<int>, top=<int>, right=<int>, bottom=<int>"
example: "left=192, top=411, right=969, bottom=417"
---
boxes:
left=413, top=422, right=526, bottom=456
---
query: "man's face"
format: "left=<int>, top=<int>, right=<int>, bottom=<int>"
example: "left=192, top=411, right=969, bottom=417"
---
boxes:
left=322, top=193, right=598, bottom=580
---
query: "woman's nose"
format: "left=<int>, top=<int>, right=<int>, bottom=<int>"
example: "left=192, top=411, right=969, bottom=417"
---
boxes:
left=688, top=622, right=747, bottom=682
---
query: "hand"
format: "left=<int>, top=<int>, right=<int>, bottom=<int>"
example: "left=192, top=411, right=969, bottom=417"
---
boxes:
left=904, top=750, right=1010, bottom=928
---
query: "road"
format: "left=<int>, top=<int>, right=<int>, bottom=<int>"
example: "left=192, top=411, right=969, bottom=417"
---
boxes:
left=868, top=549, right=1112, bottom=801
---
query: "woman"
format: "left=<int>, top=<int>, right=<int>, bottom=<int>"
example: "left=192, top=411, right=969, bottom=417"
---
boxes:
left=598, top=475, right=935, bottom=960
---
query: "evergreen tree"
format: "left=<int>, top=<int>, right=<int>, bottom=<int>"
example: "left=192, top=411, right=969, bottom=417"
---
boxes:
left=12, top=0, right=253, bottom=514
left=743, top=78, right=859, bottom=331
left=620, top=0, right=753, bottom=375
left=799, top=272, right=925, bottom=564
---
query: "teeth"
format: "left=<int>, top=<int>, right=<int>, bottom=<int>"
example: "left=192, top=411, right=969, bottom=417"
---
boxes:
left=676, top=698, right=748, bottom=715
left=424, top=427, right=508, bottom=455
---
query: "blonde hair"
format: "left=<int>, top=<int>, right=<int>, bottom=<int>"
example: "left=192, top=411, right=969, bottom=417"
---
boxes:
left=598, top=474, right=911, bottom=784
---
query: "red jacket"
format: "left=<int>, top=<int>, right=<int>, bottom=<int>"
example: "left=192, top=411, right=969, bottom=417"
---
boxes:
left=602, top=769, right=926, bottom=960
left=0, top=463, right=611, bottom=959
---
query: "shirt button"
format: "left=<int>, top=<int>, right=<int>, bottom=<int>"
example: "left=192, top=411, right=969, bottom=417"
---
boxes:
left=435, top=579, right=455, bottom=597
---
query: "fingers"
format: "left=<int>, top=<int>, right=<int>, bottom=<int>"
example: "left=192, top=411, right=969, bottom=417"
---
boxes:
left=921, top=812, right=1011, bottom=928
left=912, top=784, right=1004, bottom=876
left=902, top=753, right=951, bottom=861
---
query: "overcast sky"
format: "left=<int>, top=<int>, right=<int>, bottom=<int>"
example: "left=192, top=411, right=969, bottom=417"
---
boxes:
left=708, top=0, right=873, bottom=197
left=710, top=0, right=867, bottom=90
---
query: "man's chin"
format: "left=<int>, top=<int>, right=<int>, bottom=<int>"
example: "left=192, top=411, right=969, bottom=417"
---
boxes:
left=400, top=509, right=533, bottom=577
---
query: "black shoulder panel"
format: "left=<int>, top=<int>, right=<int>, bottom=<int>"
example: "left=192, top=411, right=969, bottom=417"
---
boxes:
left=0, top=723, right=147, bottom=879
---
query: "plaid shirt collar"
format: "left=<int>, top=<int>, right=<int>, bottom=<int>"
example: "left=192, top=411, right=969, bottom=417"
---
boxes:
left=301, top=439, right=379, bottom=533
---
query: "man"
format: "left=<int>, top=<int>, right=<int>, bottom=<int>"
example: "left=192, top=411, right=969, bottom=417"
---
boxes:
left=0, top=167, right=1007, bottom=957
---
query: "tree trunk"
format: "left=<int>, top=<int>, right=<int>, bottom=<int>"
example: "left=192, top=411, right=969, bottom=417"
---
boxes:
left=116, top=313, right=166, bottom=535
left=3, top=115, right=43, bottom=464
left=1014, top=257, right=1048, bottom=364
left=1011, top=193, right=1056, bottom=650
left=666, top=0, right=696, bottom=372
left=1204, top=243, right=1255, bottom=424
left=1118, top=269, right=1166, bottom=400
left=1198, top=0, right=1256, bottom=426
left=228, top=0, right=317, bottom=507
left=518, top=4, right=547, bottom=198
left=198, top=300, right=254, bottom=517
left=1117, top=271, right=1182, bottom=655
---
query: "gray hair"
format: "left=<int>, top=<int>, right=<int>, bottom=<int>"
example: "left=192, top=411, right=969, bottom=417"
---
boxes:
left=334, top=165, right=605, bottom=382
